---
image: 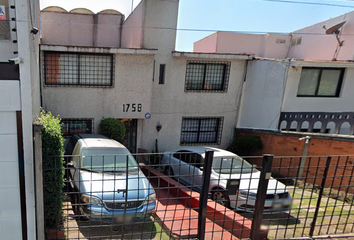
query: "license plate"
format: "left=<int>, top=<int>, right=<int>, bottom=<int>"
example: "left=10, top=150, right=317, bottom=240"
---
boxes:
left=115, top=214, right=133, bottom=223
left=272, top=203, right=283, bottom=210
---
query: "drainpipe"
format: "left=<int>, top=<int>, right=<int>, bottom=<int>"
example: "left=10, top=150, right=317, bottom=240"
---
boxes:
left=298, top=136, right=311, bottom=179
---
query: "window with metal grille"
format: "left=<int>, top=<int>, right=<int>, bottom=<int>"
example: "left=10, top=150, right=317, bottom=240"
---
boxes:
left=297, top=67, right=344, bottom=97
left=61, top=119, right=93, bottom=136
left=44, top=52, right=113, bottom=87
left=180, top=117, right=223, bottom=145
left=185, top=61, right=230, bottom=92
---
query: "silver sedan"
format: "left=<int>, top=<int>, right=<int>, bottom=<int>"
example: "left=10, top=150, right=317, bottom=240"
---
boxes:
left=161, top=146, right=292, bottom=213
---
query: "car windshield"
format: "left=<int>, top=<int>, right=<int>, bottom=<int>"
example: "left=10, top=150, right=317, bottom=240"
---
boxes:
left=212, top=156, right=256, bottom=174
left=81, top=148, right=139, bottom=172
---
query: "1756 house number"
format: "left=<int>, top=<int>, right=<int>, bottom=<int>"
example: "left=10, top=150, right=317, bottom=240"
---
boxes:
left=122, top=103, right=142, bottom=112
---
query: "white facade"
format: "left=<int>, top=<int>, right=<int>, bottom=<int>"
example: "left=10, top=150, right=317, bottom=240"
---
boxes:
left=237, top=59, right=289, bottom=130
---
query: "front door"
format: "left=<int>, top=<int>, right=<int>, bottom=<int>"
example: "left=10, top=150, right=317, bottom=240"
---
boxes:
left=120, top=119, right=137, bottom=153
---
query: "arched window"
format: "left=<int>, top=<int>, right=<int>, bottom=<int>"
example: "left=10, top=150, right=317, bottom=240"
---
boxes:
left=339, top=122, right=350, bottom=135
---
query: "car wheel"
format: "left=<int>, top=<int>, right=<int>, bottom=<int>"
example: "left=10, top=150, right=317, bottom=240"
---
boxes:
left=211, top=189, right=230, bottom=208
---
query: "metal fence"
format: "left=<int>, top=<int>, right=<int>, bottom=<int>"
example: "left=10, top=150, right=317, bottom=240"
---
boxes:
left=41, top=151, right=354, bottom=240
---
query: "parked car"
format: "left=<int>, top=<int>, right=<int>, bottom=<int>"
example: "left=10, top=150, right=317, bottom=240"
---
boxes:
left=161, top=147, right=292, bottom=213
left=66, top=134, right=156, bottom=222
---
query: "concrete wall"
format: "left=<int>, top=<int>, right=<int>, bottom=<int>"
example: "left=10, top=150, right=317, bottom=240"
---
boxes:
left=41, top=11, right=122, bottom=47
left=121, top=0, right=145, bottom=48
left=193, top=33, right=218, bottom=53
left=282, top=65, right=354, bottom=112
left=236, top=129, right=354, bottom=193
left=288, top=11, right=354, bottom=60
left=237, top=60, right=288, bottom=130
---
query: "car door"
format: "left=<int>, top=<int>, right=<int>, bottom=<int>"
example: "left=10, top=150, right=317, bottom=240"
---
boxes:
left=185, top=153, right=204, bottom=191
left=172, top=150, right=193, bottom=184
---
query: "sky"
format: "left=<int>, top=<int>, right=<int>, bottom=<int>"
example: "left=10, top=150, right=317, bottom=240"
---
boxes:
left=39, top=0, right=354, bottom=51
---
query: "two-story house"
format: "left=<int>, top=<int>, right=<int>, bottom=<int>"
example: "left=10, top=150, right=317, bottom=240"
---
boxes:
left=40, top=0, right=253, bottom=153
left=195, top=11, right=354, bottom=135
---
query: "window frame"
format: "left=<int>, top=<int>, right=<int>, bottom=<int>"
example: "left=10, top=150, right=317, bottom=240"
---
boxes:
left=180, top=117, right=224, bottom=145
left=184, top=61, right=230, bottom=92
left=43, top=51, right=114, bottom=87
left=61, top=118, right=94, bottom=136
left=296, top=67, right=345, bottom=98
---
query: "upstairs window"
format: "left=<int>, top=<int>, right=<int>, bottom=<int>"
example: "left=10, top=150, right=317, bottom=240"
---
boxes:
left=297, top=68, right=344, bottom=97
left=44, top=52, right=113, bottom=87
left=185, top=61, right=230, bottom=92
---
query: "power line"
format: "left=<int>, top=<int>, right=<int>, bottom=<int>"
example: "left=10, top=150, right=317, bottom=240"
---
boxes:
left=260, top=0, right=354, bottom=8
left=4, top=18, right=354, bottom=36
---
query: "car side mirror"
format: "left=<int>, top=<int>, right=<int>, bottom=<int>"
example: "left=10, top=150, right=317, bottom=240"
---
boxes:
left=199, top=166, right=204, bottom=171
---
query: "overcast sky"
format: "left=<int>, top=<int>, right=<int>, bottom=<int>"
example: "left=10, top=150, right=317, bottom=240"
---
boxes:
left=39, top=0, right=354, bottom=51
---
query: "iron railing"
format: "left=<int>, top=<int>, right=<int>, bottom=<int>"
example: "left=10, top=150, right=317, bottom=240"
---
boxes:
left=41, top=152, right=354, bottom=240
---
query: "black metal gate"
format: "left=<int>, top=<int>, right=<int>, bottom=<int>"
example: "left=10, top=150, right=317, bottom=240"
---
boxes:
left=40, top=152, right=354, bottom=240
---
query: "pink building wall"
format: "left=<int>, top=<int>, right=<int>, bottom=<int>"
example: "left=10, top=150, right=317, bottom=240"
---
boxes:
left=41, top=11, right=123, bottom=47
left=193, top=33, right=218, bottom=53
left=288, top=11, right=354, bottom=61
left=193, top=10, right=354, bottom=61
left=193, top=31, right=290, bottom=58
left=121, top=0, right=145, bottom=48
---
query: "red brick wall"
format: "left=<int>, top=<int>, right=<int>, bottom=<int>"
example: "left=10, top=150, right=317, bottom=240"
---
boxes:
left=236, top=129, right=354, bottom=193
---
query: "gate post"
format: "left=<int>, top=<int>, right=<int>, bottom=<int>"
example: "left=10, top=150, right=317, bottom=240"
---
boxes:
left=309, top=156, right=332, bottom=237
left=33, top=121, right=45, bottom=240
left=197, top=150, right=214, bottom=240
left=250, top=154, right=273, bottom=240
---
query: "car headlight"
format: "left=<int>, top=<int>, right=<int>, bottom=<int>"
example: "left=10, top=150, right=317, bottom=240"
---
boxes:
left=81, top=194, right=103, bottom=206
left=143, top=193, right=156, bottom=205
left=238, top=190, right=257, bottom=199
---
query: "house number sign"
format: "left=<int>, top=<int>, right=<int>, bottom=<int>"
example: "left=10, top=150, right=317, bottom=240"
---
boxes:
left=122, top=103, right=142, bottom=112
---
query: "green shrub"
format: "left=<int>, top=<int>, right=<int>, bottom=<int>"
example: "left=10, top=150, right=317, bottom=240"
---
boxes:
left=99, top=118, right=126, bottom=143
left=39, top=110, right=65, bottom=229
left=229, top=135, right=263, bottom=156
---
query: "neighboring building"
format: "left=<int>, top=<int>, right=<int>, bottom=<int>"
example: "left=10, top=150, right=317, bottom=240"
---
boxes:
left=40, top=0, right=253, bottom=153
left=0, top=0, right=40, bottom=239
left=195, top=11, right=354, bottom=135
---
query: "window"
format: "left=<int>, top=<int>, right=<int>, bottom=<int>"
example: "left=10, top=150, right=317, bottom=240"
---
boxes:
left=291, top=37, right=302, bottom=46
left=61, top=119, right=93, bottom=136
left=180, top=117, right=223, bottom=145
left=297, top=68, right=344, bottom=97
left=276, top=39, right=286, bottom=44
left=159, top=64, right=165, bottom=84
left=44, top=52, right=113, bottom=87
left=185, top=61, right=230, bottom=92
